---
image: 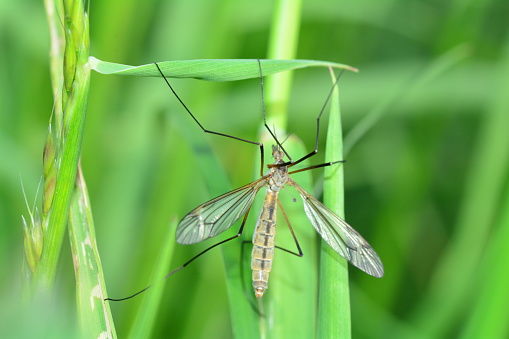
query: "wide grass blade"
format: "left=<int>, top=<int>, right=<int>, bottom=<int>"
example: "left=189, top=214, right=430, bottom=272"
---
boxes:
left=318, top=67, right=350, bottom=339
left=89, top=57, right=357, bottom=81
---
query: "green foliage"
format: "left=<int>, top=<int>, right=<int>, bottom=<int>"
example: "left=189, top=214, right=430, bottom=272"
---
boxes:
left=2, top=0, right=509, bottom=338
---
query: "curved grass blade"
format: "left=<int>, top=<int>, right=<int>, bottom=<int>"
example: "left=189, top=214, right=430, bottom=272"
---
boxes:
left=89, top=57, right=357, bottom=81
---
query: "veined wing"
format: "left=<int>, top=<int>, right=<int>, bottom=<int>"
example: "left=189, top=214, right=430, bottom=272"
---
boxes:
left=289, top=179, right=384, bottom=278
left=177, top=176, right=269, bottom=244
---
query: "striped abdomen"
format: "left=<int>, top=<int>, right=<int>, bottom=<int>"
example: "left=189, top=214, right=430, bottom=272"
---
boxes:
left=251, top=190, right=278, bottom=299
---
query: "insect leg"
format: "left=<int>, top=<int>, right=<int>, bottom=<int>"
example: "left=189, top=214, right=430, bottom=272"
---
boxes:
left=105, top=205, right=254, bottom=302
left=288, top=159, right=345, bottom=175
left=287, top=69, right=346, bottom=169
left=274, top=200, right=303, bottom=257
left=155, top=62, right=265, bottom=176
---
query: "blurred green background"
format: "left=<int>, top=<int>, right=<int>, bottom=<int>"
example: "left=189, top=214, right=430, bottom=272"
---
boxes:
left=2, top=0, right=509, bottom=338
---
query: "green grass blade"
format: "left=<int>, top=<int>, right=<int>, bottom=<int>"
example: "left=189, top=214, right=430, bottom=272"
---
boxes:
left=89, top=57, right=357, bottom=81
left=318, top=67, right=351, bottom=338
left=69, top=167, right=117, bottom=339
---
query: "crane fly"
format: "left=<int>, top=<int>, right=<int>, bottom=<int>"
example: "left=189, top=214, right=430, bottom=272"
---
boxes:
left=105, top=60, right=383, bottom=303
left=164, top=60, right=383, bottom=298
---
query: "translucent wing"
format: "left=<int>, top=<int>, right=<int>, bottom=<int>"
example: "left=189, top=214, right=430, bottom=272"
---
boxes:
left=177, top=177, right=268, bottom=244
left=289, top=179, right=384, bottom=278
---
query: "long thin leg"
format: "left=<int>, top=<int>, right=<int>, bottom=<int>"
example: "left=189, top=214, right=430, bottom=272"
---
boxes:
left=288, top=160, right=345, bottom=175
left=105, top=205, right=254, bottom=302
left=274, top=200, right=303, bottom=257
left=155, top=62, right=265, bottom=176
left=285, top=69, right=346, bottom=169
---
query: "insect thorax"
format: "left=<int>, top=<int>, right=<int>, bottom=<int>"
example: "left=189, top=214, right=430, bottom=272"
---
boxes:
left=267, top=162, right=288, bottom=192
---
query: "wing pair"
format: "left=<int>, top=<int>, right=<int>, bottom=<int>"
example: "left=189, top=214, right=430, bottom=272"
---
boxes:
left=176, top=177, right=384, bottom=278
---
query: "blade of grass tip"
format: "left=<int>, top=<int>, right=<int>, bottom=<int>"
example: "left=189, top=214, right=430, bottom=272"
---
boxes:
left=69, top=165, right=116, bottom=339
left=36, top=0, right=90, bottom=290
left=317, top=67, right=350, bottom=339
left=128, top=218, right=178, bottom=339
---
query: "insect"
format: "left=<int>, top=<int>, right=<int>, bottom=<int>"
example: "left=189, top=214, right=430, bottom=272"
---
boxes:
left=105, top=60, right=383, bottom=303
left=155, top=60, right=384, bottom=299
